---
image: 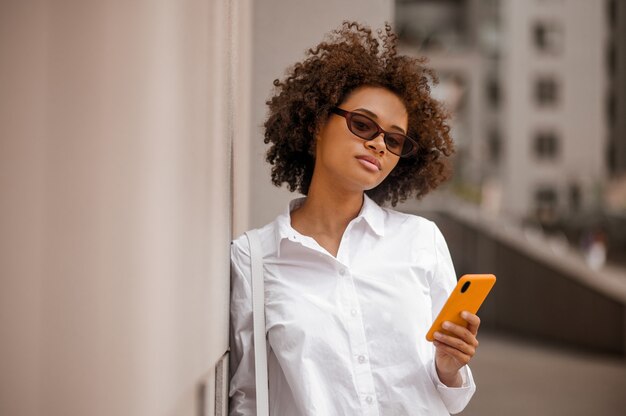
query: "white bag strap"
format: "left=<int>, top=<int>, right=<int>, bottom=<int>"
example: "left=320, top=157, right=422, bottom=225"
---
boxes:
left=244, top=230, right=269, bottom=416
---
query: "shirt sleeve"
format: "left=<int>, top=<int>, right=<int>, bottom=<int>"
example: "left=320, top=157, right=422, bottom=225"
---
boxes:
left=229, top=238, right=257, bottom=415
left=427, top=222, right=477, bottom=414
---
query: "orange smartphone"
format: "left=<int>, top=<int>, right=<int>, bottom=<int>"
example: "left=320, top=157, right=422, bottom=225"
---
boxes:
left=426, top=274, right=496, bottom=342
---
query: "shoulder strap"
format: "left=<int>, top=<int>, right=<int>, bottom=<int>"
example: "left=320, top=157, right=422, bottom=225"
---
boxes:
left=244, top=230, right=269, bottom=416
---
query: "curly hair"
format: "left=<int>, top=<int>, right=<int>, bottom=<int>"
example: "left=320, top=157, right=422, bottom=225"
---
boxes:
left=263, top=20, right=454, bottom=207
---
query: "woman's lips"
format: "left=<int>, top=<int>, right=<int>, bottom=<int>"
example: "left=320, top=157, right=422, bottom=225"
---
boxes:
left=356, top=156, right=381, bottom=172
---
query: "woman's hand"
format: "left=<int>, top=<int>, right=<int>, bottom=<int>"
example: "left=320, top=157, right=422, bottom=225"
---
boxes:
left=432, top=311, right=481, bottom=387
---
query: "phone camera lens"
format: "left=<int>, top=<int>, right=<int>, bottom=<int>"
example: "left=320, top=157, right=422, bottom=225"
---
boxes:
left=461, top=281, right=471, bottom=293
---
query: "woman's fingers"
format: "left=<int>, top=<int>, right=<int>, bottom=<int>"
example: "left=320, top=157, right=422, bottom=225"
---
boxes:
left=432, top=312, right=482, bottom=367
left=433, top=313, right=481, bottom=354
left=433, top=340, right=471, bottom=365
left=461, top=311, right=481, bottom=335
left=433, top=313, right=482, bottom=374
left=433, top=331, right=476, bottom=357
left=439, top=320, right=479, bottom=347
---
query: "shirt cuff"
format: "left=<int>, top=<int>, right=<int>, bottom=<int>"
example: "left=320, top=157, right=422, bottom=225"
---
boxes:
left=429, top=359, right=477, bottom=414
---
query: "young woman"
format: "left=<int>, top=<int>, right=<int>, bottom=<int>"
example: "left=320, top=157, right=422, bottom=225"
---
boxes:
left=230, top=21, right=481, bottom=415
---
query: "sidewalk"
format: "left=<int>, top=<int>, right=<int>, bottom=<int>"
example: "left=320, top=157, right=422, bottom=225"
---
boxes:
left=461, top=332, right=626, bottom=415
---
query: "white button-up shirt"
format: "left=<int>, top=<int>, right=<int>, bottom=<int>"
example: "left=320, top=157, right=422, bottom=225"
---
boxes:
left=229, top=195, right=476, bottom=415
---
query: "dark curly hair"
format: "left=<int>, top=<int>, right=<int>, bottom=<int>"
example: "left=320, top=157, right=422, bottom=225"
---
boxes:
left=263, top=20, right=454, bottom=207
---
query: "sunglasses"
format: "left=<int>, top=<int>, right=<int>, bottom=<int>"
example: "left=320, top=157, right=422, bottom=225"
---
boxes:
left=331, top=107, right=418, bottom=157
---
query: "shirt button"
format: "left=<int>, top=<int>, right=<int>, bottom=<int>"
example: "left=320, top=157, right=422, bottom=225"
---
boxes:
left=339, top=268, right=346, bottom=276
left=358, top=355, right=366, bottom=364
left=365, top=396, right=373, bottom=404
left=350, top=309, right=357, bottom=317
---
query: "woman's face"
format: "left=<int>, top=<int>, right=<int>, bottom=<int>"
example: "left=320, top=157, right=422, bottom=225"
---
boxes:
left=313, top=86, right=408, bottom=192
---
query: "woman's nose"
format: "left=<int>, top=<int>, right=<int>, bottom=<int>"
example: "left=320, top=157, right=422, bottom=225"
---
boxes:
left=365, top=133, right=386, bottom=154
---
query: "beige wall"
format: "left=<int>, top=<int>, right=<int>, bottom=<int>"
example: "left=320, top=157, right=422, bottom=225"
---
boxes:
left=243, top=0, right=395, bottom=232
left=0, top=2, right=46, bottom=415
left=0, top=0, right=249, bottom=414
left=1, top=1, right=394, bottom=414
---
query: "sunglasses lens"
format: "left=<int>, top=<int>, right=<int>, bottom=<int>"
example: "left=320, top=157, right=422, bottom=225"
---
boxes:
left=384, top=134, right=408, bottom=155
left=346, top=111, right=416, bottom=157
left=349, top=114, right=378, bottom=139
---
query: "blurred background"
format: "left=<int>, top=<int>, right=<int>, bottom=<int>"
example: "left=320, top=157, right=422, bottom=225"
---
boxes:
left=1, top=0, right=625, bottom=415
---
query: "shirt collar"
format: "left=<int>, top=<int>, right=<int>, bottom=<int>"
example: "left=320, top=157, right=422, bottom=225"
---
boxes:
left=359, top=194, right=386, bottom=237
left=275, top=196, right=307, bottom=249
left=275, top=194, right=386, bottom=253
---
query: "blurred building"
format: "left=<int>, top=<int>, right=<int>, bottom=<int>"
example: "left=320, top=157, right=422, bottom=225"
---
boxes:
left=397, top=0, right=613, bottom=224
left=607, top=0, right=626, bottom=179
left=396, top=0, right=489, bottom=207
left=501, top=0, right=607, bottom=224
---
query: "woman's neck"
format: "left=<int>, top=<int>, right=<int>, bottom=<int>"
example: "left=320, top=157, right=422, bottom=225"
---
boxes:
left=290, top=174, right=364, bottom=241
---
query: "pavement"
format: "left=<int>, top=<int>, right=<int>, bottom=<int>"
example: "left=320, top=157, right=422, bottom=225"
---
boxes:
left=461, top=331, right=626, bottom=415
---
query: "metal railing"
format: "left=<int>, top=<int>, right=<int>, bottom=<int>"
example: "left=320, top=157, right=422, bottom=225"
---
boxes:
left=415, top=201, right=626, bottom=356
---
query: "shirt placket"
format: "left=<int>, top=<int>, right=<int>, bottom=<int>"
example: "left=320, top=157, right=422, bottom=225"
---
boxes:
left=336, top=236, right=380, bottom=415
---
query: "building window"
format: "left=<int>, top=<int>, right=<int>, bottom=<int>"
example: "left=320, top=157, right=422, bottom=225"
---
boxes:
left=607, top=41, right=616, bottom=78
left=536, top=187, right=557, bottom=206
left=532, top=21, right=563, bottom=54
left=395, top=0, right=471, bottom=52
left=608, top=0, right=617, bottom=29
left=488, top=129, right=502, bottom=163
left=533, top=130, right=559, bottom=160
left=569, top=183, right=581, bottom=213
left=534, top=76, right=560, bottom=106
left=485, top=77, right=500, bottom=109
left=607, top=140, right=616, bottom=175
left=534, top=186, right=558, bottom=222
left=607, top=93, right=616, bottom=126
